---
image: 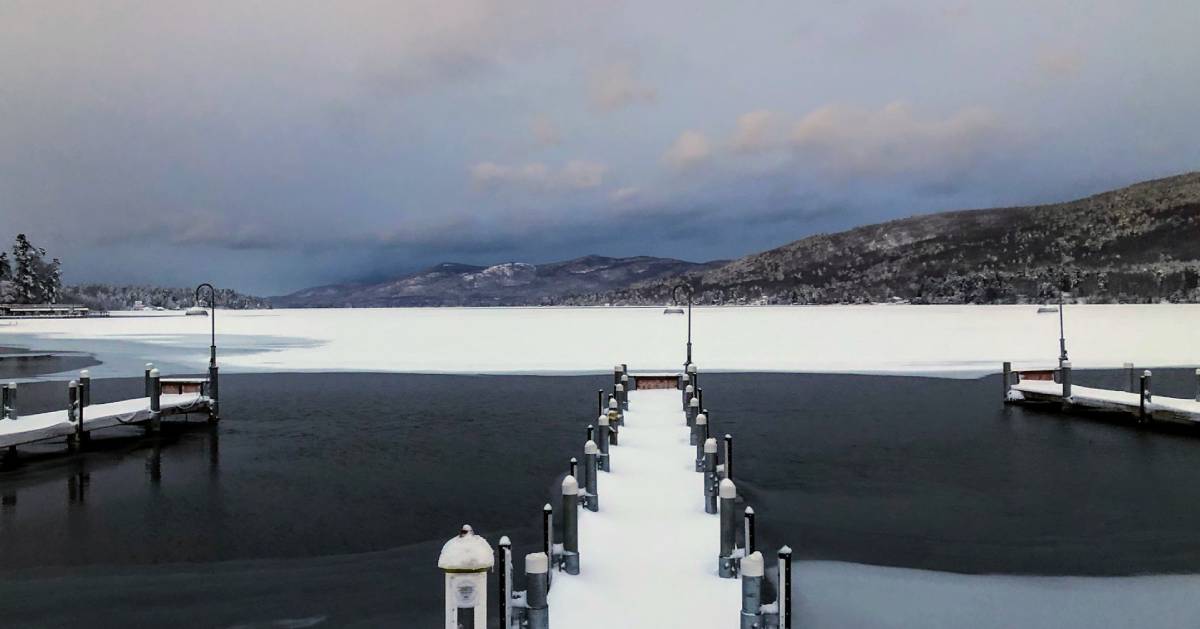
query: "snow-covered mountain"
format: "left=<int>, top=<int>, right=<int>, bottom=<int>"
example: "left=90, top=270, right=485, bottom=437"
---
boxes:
left=272, top=255, right=723, bottom=307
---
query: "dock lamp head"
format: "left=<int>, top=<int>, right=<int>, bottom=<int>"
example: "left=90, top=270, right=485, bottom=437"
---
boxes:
left=438, top=524, right=494, bottom=629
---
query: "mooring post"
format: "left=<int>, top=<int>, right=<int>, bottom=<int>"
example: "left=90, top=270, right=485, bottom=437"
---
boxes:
left=0, top=382, right=9, bottom=420
left=779, top=545, right=793, bottom=629
left=723, top=434, right=734, bottom=481
left=1139, top=372, right=1148, bottom=422
left=587, top=424, right=594, bottom=443
left=740, top=550, right=764, bottom=629
left=719, top=478, right=739, bottom=578
left=583, top=440, right=599, bottom=511
left=745, top=507, right=756, bottom=555
left=542, top=503, right=555, bottom=587
left=498, top=536, right=513, bottom=629
left=525, top=552, right=550, bottom=629
left=698, top=387, right=704, bottom=413
left=1194, top=368, right=1200, bottom=402
left=615, top=384, right=625, bottom=411
left=438, top=525, right=493, bottom=629
left=1061, top=360, right=1072, bottom=398
left=144, top=363, right=154, bottom=398
left=1002, top=362, right=1011, bottom=402
left=149, top=368, right=162, bottom=433
left=597, top=390, right=604, bottom=416
left=608, top=396, right=621, bottom=425
left=613, top=364, right=622, bottom=389
left=688, top=362, right=698, bottom=390
left=606, top=410, right=620, bottom=446
left=691, top=411, right=705, bottom=447
left=562, top=475, right=580, bottom=575
left=1144, top=370, right=1153, bottom=404
left=3, top=383, right=15, bottom=420
left=694, top=413, right=708, bottom=471
left=569, top=457, right=578, bottom=480
left=688, top=396, right=700, bottom=427
left=68, top=380, right=82, bottom=448
left=620, top=373, right=630, bottom=401
left=684, top=384, right=694, bottom=414
left=79, top=369, right=91, bottom=407
left=597, top=413, right=611, bottom=472
left=1125, top=362, right=1136, bottom=393
left=704, top=437, right=719, bottom=513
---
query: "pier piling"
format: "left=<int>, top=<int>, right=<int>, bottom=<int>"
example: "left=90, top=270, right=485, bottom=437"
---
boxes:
left=597, top=414, right=611, bottom=472
left=525, top=552, right=550, bottom=629
left=778, top=546, right=793, bottom=629
left=3, top=382, right=17, bottom=420
left=543, top=503, right=554, bottom=586
left=691, top=411, right=705, bottom=447
left=723, top=434, right=734, bottom=481
left=1002, top=362, right=1011, bottom=401
left=562, top=475, right=580, bottom=575
left=704, top=438, right=718, bottom=514
left=569, top=457, right=578, bottom=480
left=694, top=413, right=708, bottom=471
left=1194, top=368, right=1199, bottom=402
left=688, top=396, right=700, bottom=427
left=498, top=536, right=513, bottom=628
left=148, top=368, right=162, bottom=433
left=718, top=478, right=739, bottom=578
left=438, top=525, right=493, bottom=629
left=1061, top=361, right=1073, bottom=398
left=740, top=551, right=764, bottom=629
left=144, top=363, right=154, bottom=398
left=1125, top=363, right=1136, bottom=393
left=684, top=384, right=694, bottom=415
left=583, top=440, right=599, bottom=511
left=744, top=507, right=755, bottom=555
left=68, top=380, right=81, bottom=448
left=79, top=370, right=91, bottom=407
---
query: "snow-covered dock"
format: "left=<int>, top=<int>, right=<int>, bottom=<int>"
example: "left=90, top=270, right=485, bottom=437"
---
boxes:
left=0, top=392, right=211, bottom=449
left=1006, top=365, right=1200, bottom=424
left=547, top=387, right=742, bottom=627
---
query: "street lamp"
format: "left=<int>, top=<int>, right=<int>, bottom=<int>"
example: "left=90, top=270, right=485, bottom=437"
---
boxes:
left=1057, top=281, right=1069, bottom=369
left=195, top=283, right=220, bottom=421
left=672, top=283, right=694, bottom=368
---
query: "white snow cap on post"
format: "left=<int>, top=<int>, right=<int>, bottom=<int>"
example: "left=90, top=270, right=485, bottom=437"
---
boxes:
left=613, top=365, right=623, bottom=372
left=1062, top=361, right=1071, bottom=368
left=584, top=440, right=599, bottom=455
left=609, top=398, right=618, bottom=409
left=687, top=364, right=697, bottom=374
left=685, top=384, right=694, bottom=393
left=719, top=478, right=737, bottom=499
left=525, top=552, right=549, bottom=574
left=621, top=374, right=628, bottom=381
left=704, top=437, right=718, bottom=453
left=742, top=551, right=764, bottom=577
left=80, top=369, right=90, bottom=378
left=149, top=368, right=160, bottom=377
left=598, top=413, right=610, bottom=426
left=562, top=475, right=579, bottom=495
left=1144, top=370, right=1153, bottom=377
left=616, top=384, right=624, bottom=392
left=438, top=525, right=495, bottom=571
left=696, top=413, right=707, bottom=425
left=689, top=397, right=699, bottom=408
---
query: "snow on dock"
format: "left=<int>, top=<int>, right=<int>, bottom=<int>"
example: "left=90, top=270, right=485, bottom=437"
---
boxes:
left=0, top=393, right=209, bottom=448
left=1010, top=378, right=1200, bottom=424
left=548, top=388, right=740, bottom=627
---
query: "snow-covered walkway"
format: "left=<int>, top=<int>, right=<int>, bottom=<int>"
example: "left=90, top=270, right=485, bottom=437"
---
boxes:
left=549, top=388, right=740, bottom=627
left=0, top=393, right=209, bottom=448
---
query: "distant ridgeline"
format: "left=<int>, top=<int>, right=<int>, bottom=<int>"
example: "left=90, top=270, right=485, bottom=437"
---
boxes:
left=275, top=171, right=1200, bottom=307
left=571, top=171, right=1200, bottom=306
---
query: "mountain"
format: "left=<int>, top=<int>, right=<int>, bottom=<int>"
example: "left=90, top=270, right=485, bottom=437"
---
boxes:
left=584, top=171, right=1200, bottom=306
left=272, top=255, right=726, bottom=307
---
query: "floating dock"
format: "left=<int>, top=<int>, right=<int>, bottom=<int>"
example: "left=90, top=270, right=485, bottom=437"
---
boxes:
left=0, top=369, right=217, bottom=459
left=1004, top=363, right=1200, bottom=425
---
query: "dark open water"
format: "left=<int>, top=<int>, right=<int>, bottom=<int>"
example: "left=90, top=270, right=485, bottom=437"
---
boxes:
left=1, top=369, right=1199, bottom=627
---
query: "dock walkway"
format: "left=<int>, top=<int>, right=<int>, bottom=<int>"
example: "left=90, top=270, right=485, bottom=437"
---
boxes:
left=1010, top=378, right=1200, bottom=424
left=548, top=388, right=738, bottom=627
left=0, top=393, right=210, bottom=449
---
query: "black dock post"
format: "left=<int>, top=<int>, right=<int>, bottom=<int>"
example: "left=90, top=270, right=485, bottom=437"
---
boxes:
left=723, top=433, right=734, bottom=481
left=744, top=506, right=756, bottom=554
left=1125, top=363, right=1135, bottom=393
left=1139, top=371, right=1149, bottom=423
left=144, top=363, right=154, bottom=398
left=498, top=536, right=513, bottom=627
left=1002, top=362, right=1011, bottom=402
left=779, top=545, right=793, bottom=629
left=542, top=503, right=554, bottom=587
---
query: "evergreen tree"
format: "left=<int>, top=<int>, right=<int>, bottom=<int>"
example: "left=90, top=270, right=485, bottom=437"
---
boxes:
left=0, top=252, right=9, bottom=280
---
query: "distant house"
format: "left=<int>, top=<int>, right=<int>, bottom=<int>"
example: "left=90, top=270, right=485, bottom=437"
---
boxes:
left=0, top=303, right=91, bottom=318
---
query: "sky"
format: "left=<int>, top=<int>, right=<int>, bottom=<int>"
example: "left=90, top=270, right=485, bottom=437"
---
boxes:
left=1, top=0, right=1198, bottom=295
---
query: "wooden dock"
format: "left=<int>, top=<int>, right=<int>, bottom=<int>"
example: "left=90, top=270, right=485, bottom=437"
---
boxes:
left=1005, top=363, right=1200, bottom=425
left=0, top=369, right=216, bottom=461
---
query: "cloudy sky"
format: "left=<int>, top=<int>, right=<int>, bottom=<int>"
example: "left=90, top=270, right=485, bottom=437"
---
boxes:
left=1, top=1, right=1198, bottom=295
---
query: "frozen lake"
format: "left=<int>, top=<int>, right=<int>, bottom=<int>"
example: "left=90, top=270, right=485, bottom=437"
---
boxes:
left=1, top=304, right=1199, bottom=379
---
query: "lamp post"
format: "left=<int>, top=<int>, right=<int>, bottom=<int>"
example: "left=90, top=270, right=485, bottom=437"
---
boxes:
left=195, top=283, right=219, bottom=421
left=672, top=283, right=694, bottom=368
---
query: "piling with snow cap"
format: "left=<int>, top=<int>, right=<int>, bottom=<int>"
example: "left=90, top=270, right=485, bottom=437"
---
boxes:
left=79, top=370, right=91, bottom=407
left=778, top=546, right=793, bottom=629
left=703, top=438, right=718, bottom=514
left=1125, top=362, right=1136, bottom=393
left=683, top=384, right=694, bottom=413
left=744, top=507, right=756, bottom=554
left=615, top=383, right=626, bottom=411
left=597, top=413, right=611, bottom=472
left=1194, top=368, right=1199, bottom=402
left=148, top=368, right=162, bottom=432
left=694, top=413, right=708, bottom=471
left=613, top=364, right=623, bottom=388
left=688, top=396, right=700, bottom=427
left=438, top=525, right=494, bottom=629
left=68, top=380, right=83, bottom=447
left=524, top=552, right=550, bottom=629
left=723, top=434, right=734, bottom=481
left=498, top=537, right=513, bottom=628
left=718, top=478, right=740, bottom=578
left=144, top=363, right=154, bottom=398
left=562, top=475, right=580, bottom=574
left=542, top=503, right=554, bottom=586
left=620, top=372, right=630, bottom=396
left=569, top=457, right=578, bottom=480
left=691, top=411, right=705, bottom=447
left=607, top=410, right=620, bottom=446
left=583, top=440, right=599, bottom=511
left=1061, top=361, right=1072, bottom=397
left=740, top=551, right=764, bottom=629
